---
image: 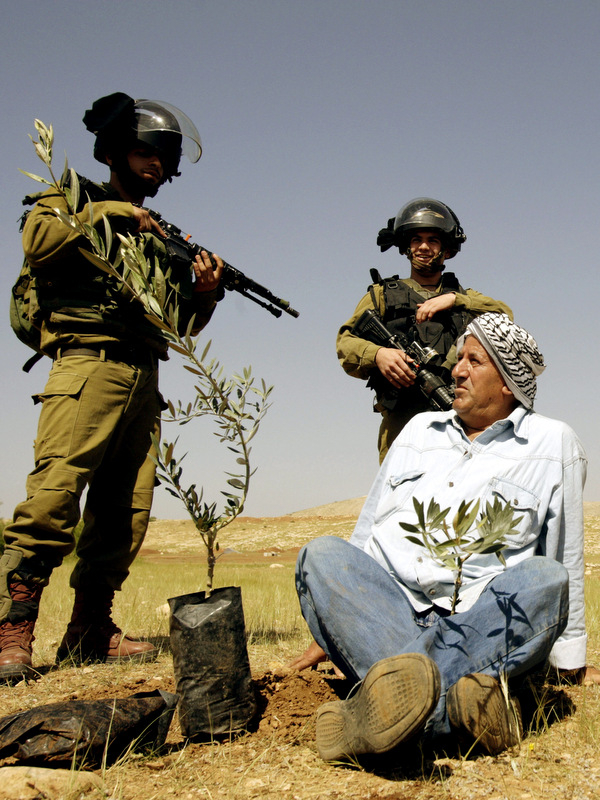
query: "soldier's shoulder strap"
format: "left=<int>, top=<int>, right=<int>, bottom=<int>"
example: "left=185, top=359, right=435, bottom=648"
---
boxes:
left=440, top=272, right=466, bottom=294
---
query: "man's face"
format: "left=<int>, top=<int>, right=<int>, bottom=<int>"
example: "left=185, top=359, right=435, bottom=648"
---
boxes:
left=408, top=230, right=448, bottom=275
left=452, top=335, right=515, bottom=431
left=126, top=144, right=164, bottom=188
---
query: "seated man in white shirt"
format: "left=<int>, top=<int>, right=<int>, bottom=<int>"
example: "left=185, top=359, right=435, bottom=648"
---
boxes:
left=293, top=313, right=598, bottom=762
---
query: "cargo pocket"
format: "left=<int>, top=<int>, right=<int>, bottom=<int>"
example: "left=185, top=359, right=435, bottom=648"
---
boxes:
left=485, top=478, right=541, bottom=548
left=375, top=469, right=426, bottom=523
left=33, top=372, right=88, bottom=461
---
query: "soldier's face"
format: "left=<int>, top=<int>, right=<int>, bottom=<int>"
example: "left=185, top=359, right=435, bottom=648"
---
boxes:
left=409, top=231, right=445, bottom=268
left=126, top=145, right=164, bottom=187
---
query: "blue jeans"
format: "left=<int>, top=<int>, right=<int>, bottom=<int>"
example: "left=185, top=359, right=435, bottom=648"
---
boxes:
left=295, top=536, right=569, bottom=739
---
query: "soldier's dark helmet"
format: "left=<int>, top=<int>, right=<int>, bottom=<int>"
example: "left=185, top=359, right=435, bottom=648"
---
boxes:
left=377, top=197, right=467, bottom=259
left=83, top=92, right=202, bottom=182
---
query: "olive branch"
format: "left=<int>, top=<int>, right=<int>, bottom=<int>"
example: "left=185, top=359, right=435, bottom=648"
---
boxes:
left=400, top=496, right=523, bottom=614
left=23, top=119, right=273, bottom=594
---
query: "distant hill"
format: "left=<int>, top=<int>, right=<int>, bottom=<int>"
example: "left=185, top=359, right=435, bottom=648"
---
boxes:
left=289, top=497, right=367, bottom=518
left=143, top=499, right=600, bottom=558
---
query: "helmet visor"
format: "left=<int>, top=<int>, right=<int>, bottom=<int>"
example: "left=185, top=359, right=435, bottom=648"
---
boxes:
left=135, top=99, right=202, bottom=162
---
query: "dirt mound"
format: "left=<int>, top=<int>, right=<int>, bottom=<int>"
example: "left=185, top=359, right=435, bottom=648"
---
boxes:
left=254, top=668, right=349, bottom=742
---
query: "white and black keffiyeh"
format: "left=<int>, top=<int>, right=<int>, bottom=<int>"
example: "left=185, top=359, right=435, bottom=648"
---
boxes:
left=457, top=313, right=545, bottom=409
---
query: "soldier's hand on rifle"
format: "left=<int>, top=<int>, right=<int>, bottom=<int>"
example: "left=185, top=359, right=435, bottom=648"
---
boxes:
left=132, top=206, right=166, bottom=237
left=193, top=250, right=223, bottom=293
left=416, top=293, right=456, bottom=323
left=375, top=347, right=416, bottom=388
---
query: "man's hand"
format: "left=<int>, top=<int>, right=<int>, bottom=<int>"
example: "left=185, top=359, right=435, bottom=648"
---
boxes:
left=583, top=665, right=600, bottom=684
left=578, top=665, right=600, bottom=685
left=557, top=665, right=600, bottom=685
left=375, top=347, right=416, bottom=388
left=415, top=293, right=456, bottom=323
left=289, top=641, right=328, bottom=671
left=288, top=640, right=345, bottom=677
left=131, top=206, right=166, bottom=237
left=193, top=250, right=223, bottom=293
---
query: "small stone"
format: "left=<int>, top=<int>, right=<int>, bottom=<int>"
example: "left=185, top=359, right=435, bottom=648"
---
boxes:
left=0, top=766, right=103, bottom=799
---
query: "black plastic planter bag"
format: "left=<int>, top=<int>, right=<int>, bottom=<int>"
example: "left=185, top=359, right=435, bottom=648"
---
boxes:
left=0, top=690, right=178, bottom=766
left=169, top=586, right=257, bottom=738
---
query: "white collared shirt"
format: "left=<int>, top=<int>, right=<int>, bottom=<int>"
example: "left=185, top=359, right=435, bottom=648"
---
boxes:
left=350, top=406, right=588, bottom=669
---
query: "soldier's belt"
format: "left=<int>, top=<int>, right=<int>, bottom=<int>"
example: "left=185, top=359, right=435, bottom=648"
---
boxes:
left=55, top=344, right=157, bottom=367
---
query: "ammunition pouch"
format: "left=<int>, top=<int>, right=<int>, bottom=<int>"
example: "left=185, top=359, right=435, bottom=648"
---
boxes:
left=368, top=273, right=470, bottom=412
left=380, top=273, right=469, bottom=350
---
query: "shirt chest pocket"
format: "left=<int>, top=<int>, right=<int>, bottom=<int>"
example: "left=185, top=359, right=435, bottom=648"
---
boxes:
left=375, top=469, right=426, bottom=524
left=485, top=478, right=541, bottom=548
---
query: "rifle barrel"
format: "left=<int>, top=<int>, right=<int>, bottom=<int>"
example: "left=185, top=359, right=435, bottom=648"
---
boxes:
left=147, top=210, right=299, bottom=318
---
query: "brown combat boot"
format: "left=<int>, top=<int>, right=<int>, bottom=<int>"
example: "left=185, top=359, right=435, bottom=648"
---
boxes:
left=0, top=579, right=44, bottom=684
left=56, top=585, right=157, bottom=665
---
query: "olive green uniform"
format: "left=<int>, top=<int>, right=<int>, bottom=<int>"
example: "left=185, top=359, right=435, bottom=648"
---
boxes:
left=4, top=181, right=218, bottom=590
left=336, top=278, right=512, bottom=461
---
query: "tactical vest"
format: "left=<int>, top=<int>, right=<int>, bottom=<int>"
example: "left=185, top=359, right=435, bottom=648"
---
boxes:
left=368, top=272, right=472, bottom=412
left=19, top=175, right=194, bottom=357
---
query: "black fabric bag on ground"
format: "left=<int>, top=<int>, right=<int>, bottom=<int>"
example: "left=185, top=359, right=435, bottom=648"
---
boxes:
left=0, top=690, right=178, bottom=766
left=169, top=586, right=257, bottom=738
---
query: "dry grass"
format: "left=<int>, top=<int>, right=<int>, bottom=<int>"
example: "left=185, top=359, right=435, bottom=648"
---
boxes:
left=0, top=507, right=599, bottom=799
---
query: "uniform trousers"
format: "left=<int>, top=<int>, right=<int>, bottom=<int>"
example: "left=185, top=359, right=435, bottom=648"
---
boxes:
left=377, top=406, right=419, bottom=463
left=3, top=352, right=161, bottom=590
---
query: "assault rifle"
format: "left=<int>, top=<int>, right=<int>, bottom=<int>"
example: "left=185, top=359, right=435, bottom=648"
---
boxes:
left=351, top=309, right=454, bottom=412
left=148, top=210, right=299, bottom=319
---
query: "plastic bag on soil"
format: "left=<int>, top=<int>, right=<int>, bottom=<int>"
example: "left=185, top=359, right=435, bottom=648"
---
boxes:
left=0, top=689, right=177, bottom=766
left=169, top=586, right=257, bottom=739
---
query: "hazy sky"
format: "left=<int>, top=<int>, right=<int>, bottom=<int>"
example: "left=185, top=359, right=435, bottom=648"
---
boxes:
left=1, top=1, right=599, bottom=521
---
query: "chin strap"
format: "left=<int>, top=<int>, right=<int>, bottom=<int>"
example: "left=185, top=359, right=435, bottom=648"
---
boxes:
left=408, top=252, right=446, bottom=275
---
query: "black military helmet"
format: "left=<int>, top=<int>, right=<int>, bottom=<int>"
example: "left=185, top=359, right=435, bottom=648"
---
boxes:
left=377, top=197, right=467, bottom=259
left=83, top=92, right=202, bottom=181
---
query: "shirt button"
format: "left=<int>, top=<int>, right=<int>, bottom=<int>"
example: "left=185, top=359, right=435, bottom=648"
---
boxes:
left=448, top=481, right=454, bottom=487
left=417, top=557, right=423, bottom=563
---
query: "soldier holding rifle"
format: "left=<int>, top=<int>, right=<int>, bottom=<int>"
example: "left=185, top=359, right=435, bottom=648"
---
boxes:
left=337, top=197, right=512, bottom=461
left=0, top=92, right=223, bottom=681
